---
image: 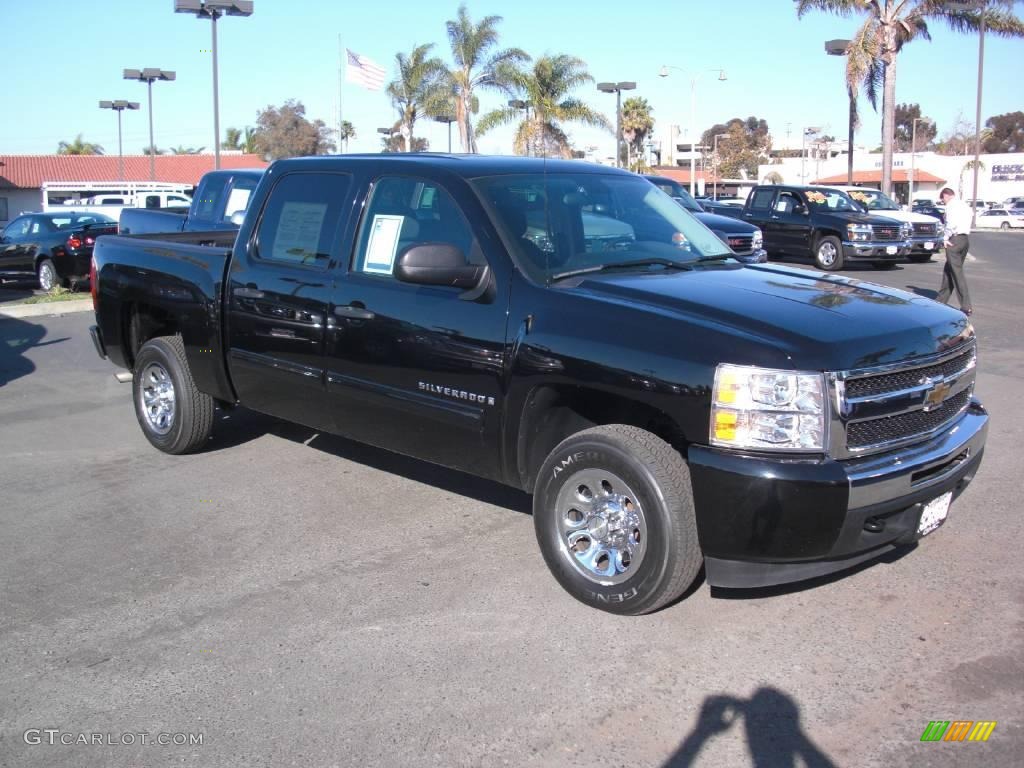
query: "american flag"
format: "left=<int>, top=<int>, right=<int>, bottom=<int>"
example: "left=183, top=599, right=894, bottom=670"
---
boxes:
left=345, top=49, right=386, bottom=91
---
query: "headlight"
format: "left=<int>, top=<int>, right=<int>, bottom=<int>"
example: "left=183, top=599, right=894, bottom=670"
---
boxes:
left=752, top=228, right=763, bottom=249
left=847, top=223, right=872, bottom=242
left=711, top=364, right=826, bottom=451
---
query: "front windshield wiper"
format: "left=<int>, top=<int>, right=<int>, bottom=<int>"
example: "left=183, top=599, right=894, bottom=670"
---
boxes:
left=693, top=253, right=734, bottom=263
left=550, top=258, right=693, bottom=282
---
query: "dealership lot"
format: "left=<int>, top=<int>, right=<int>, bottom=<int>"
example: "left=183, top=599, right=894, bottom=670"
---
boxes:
left=1, top=233, right=1021, bottom=767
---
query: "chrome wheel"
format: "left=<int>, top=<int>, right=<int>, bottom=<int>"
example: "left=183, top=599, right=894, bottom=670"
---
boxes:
left=38, top=261, right=57, bottom=291
left=554, top=469, right=647, bottom=585
left=138, top=362, right=175, bottom=435
left=817, top=241, right=838, bottom=267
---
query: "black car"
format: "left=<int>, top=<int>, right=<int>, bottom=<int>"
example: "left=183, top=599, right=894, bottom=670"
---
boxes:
left=0, top=211, right=118, bottom=290
left=912, top=201, right=945, bottom=224
left=644, top=176, right=766, bottom=263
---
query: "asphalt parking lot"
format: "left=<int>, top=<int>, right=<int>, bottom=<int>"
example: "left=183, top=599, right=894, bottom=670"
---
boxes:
left=1, top=232, right=1021, bottom=768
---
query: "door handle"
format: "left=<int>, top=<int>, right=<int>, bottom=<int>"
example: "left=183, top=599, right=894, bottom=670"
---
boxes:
left=334, top=304, right=375, bottom=320
left=234, top=287, right=264, bottom=299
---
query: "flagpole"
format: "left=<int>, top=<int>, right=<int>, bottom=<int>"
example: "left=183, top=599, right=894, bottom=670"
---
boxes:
left=338, top=35, right=344, bottom=153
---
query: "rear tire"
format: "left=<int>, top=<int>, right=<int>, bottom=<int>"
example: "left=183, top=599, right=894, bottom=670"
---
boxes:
left=37, top=259, right=58, bottom=291
left=533, top=425, right=702, bottom=615
left=132, top=335, right=214, bottom=455
left=1001, top=221, right=1010, bottom=230
left=813, top=236, right=844, bottom=271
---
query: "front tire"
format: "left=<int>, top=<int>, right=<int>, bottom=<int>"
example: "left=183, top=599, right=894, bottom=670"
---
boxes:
left=908, top=254, right=933, bottom=263
left=813, top=235, right=844, bottom=271
left=37, top=259, right=58, bottom=291
left=1001, top=221, right=1010, bottom=230
left=533, top=425, right=702, bottom=615
left=132, top=335, right=214, bottom=454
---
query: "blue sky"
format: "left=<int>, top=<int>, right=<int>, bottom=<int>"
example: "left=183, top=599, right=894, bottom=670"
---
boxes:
left=1, top=0, right=1021, bottom=158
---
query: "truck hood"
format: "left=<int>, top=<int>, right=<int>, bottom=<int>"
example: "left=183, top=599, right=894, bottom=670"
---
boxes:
left=864, top=208, right=943, bottom=225
left=693, top=211, right=758, bottom=233
left=562, top=262, right=972, bottom=372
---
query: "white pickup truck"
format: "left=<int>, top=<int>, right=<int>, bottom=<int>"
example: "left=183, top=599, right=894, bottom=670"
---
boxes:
left=827, top=186, right=944, bottom=262
left=41, top=182, right=193, bottom=219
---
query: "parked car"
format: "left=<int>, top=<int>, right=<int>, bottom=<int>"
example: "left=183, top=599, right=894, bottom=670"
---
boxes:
left=119, top=169, right=263, bottom=235
left=644, top=176, right=766, bottom=263
left=974, top=209, right=1024, bottom=229
left=90, top=155, right=987, bottom=614
left=912, top=201, right=946, bottom=224
left=1, top=211, right=117, bottom=290
left=829, top=186, right=942, bottom=262
left=722, top=185, right=911, bottom=270
left=1001, top=196, right=1024, bottom=209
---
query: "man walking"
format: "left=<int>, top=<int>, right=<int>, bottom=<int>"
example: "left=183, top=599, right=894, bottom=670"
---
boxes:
left=936, top=187, right=973, bottom=316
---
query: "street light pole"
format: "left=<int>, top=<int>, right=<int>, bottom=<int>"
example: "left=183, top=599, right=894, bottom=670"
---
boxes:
left=824, top=39, right=855, bottom=185
left=434, top=115, right=456, bottom=153
left=659, top=66, right=726, bottom=196
left=123, top=68, right=176, bottom=181
left=596, top=82, right=636, bottom=168
left=801, top=127, right=821, bottom=184
left=99, top=100, right=140, bottom=181
left=175, top=1, right=254, bottom=170
left=909, top=116, right=933, bottom=205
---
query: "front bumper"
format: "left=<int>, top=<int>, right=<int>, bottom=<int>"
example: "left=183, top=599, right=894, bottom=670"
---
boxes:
left=908, top=235, right=940, bottom=254
left=689, top=399, right=988, bottom=589
left=734, top=248, right=768, bottom=264
left=842, top=239, right=912, bottom=260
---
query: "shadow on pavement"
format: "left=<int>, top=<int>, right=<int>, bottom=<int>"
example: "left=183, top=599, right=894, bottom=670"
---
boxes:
left=663, top=687, right=837, bottom=767
left=0, top=315, right=46, bottom=387
left=905, top=285, right=939, bottom=300
left=206, top=407, right=532, bottom=515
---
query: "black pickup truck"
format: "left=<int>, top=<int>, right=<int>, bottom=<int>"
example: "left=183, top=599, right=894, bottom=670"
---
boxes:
left=118, top=169, right=263, bottom=235
left=90, top=155, right=987, bottom=614
left=726, top=184, right=913, bottom=271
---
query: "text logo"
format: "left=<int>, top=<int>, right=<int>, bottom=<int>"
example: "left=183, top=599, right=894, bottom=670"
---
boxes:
left=920, top=720, right=996, bottom=742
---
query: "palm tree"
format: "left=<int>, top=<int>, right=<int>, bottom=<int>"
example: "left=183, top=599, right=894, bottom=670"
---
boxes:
left=476, top=55, right=610, bottom=158
left=242, top=127, right=260, bottom=154
left=169, top=145, right=205, bottom=155
left=387, top=43, right=447, bottom=152
left=222, top=127, right=243, bottom=150
left=56, top=134, right=104, bottom=155
left=622, top=97, right=655, bottom=171
left=443, top=4, right=529, bottom=153
left=338, top=120, right=356, bottom=152
left=797, top=0, right=1024, bottom=197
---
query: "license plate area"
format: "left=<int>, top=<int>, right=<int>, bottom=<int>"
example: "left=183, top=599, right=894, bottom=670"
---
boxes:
left=918, top=491, right=952, bottom=536
left=924, top=241, right=935, bottom=250
left=886, top=245, right=898, bottom=255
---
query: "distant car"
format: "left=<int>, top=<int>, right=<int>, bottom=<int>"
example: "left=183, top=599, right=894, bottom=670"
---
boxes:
left=1001, top=196, right=1024, bottom=209
left=0, top=212, right=117, bottom=290
left=975, top=209, right=1024, bottom=230
left=912, top=201, right=945, bottom=224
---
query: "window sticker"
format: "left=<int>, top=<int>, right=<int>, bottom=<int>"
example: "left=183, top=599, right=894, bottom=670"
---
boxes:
left=805, top=191, right=827, bottom=204
left=272, top=201, right=327, bottom=263
left=363, top=214, right=405, bottom=275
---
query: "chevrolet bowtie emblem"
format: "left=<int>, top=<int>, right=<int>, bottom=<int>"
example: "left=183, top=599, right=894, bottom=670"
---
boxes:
left=923, top=379, right=952, bottom=411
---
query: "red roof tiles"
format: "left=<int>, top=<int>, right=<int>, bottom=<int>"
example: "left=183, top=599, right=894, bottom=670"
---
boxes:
left=0, top=154, right=269, bottom=189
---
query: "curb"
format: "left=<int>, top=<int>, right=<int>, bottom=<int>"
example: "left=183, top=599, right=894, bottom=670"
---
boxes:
left=0, top=299, right=94, bottom=320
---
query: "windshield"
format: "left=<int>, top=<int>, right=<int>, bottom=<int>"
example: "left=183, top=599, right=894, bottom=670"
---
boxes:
left=645, top=178, right=703, bottom=212
left=47, top=213, right=116, bottom=228
left=845, top=189, right=899, bottom=211
left=804, top=189, right=862, bottom=212
left=473, top=173, right=730, bottom=281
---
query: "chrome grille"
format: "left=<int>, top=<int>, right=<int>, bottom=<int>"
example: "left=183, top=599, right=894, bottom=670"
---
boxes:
left=727, top=235, right=754, bottom=253
left=912, top=222, right=939, bottom=236
left=847, top=389, right=971, bottom=449
left=870, top=225, right=903, bottom=241
left=831, top=341, right=977, bottom=457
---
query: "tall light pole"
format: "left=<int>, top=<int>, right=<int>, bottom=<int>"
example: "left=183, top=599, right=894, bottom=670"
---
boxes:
left=123, top=68, right=176, bottom=180
left=659, top=65, right=727, bottom=196
left=909, top=116, right=934, bottom=205
left=175, top=1, right=254, bottom=171
left=508, top=99, right=531, bottom=156
left=824, top=38, right=855, bottom=185
left=712, top=133, right=729, bottom=199
left=434, top=115, right=456, bottom=153
left=99, top=100, right=140, bottom=181
left=801, top=127, right=821, bottom=184
left=597, top=81, right=636, bottom=169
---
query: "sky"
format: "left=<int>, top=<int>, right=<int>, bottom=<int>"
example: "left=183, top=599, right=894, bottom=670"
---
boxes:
left=1, top=0, right=1021, bottom=160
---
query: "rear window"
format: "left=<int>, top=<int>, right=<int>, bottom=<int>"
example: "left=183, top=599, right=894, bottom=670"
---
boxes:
left=254, top=173, right=351, bottom=268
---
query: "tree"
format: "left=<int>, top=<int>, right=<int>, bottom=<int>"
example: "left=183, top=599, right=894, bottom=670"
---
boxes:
left=169, top=145, right=205, bottom=155
left=387, top=43, right=448, bottom=152
left=57, top=134, right=103, bottom=155
left=894, top=103, right=936, bottom=151
left=222, top=126, right=261, bottom=153
left=936, top=112, right=976, bottom=155
left=797, top=0, right=1024, bottom=197
left=476, top=54, right=610, bottom=158
left=983, top=111, right=1024, bottom=153
left=338, top=121, right=356, bottom=152
left=701, top=116, right=771, bottom=179
left=222, top=127, right=243, bottom=150
left=253, top=100, right=335, bottom=160
left=622, top=97, right=655, bottom=172
left=142, top=146, right=166, bottom=156
left=442, top=4, right=529, bottom=153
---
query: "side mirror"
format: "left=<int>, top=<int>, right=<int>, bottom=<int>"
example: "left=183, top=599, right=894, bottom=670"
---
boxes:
left=229, top=210, right=246, bottom=227
left=394, top=243, right=486, bottom=290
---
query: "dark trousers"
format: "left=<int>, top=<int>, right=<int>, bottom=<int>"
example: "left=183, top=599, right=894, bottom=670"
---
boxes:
left=937, top=234, right=972, bottom=312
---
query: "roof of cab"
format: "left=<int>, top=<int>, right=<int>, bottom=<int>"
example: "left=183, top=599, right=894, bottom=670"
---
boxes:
left=270, top=154, right=635, bottom=179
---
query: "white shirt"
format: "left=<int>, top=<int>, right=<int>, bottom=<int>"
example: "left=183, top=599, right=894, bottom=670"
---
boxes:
left=943, top=197, right=973, bottom=240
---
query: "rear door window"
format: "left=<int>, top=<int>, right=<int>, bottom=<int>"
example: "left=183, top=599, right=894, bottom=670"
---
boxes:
left=253, top=173, right=351, bottom=269
left=750, top=188, right=775, bottom=211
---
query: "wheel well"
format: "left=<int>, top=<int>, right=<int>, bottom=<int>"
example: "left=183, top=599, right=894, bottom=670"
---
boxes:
left=123, top=303, right=177, bottom=370
left=814, top=229, right=843, bottom=248
left=516, top=385, right=687, bottom=492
